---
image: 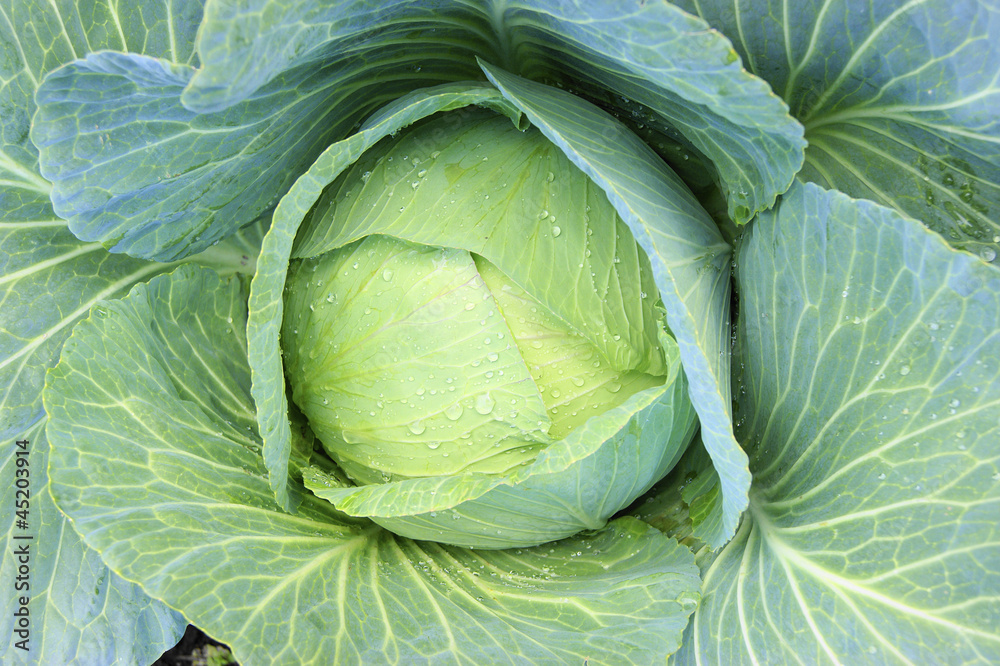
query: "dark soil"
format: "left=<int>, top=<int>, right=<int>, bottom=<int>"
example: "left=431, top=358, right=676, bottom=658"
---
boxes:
left=153, top=625, right=239, bottom=666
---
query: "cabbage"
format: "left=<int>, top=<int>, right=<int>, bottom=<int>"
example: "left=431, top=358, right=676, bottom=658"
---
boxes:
left=3, top=1, right=998, bottom=663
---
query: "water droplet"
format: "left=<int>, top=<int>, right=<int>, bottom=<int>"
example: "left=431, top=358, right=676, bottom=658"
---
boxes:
left=608, top=381, right=622, bottom=394
left=545, top=172, right=555, bottom=183
left=899, top=365, right=911, bottom=376
left=474, top=393, right=496, bottom=415
left=949, top=398, right=961, bottom=408
left=552, top=226, right=561, bottom=237
left=426, top=441, right=441, bottom=450
left=677, top=593, right=699, bottom=613
left=487, top=352, right=499, bottom=362
left=445, top=403, right=463, bottom=420
left=571, top=377, right=585, bottom=387
left=382, top=269, right=394, bottom=281
left=980, top=247, right=996, bottom=262
left=408, top=421, right=426, bottom=435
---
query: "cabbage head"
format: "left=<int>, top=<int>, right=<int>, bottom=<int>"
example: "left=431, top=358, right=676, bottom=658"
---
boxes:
left=279, top=110, right=696, bottom=548
left=3, top=1, right=998, bottom=664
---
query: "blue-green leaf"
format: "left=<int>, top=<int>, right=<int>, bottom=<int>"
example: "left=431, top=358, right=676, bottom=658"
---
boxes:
left=0, top=202, right=259, bottom=665
left=678, top=182, right=1000, bottom=665
left=31, top=2, right=491, bottom=261
left=45, top=264, right=703, bottom=664
left=184, top=0, right=805, bottom=226
left=0, top=0, right=202, bottom=191
left=480, top=64, right=749, bottom=549
left=676, top=0, right=1000, bottom=260
left=32, top=51, right=361, bottom=261
left=2, top=2, right=209, bottom=660
left=1, top=420, right=184, bottom=664
left=502, top=0, right=805, bottom=224
left=29, top=0, right=807, bottom=260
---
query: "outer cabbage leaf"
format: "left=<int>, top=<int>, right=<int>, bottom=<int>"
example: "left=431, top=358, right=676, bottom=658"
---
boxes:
left=45, top=264, right=703, bottom=665
left=0, top=0, right=201, bottom=196
left=677, top=182, right=1000, bottom=664
left=0, top=201, right=263, bottom=440
left=676, top=0, right=1000, bottom=260
left=0, top=182, right=261, bottom=664
left=30, top=2, right=490, bottom=261
left=183, top=0, right=803, bottom=223
left=499, top=0, right=805, bottom=224
left=1, top=421, right=182, bottom=664
left=480, top=65, right=749, bottom=549
left=1, top=1, right=213, bottom=661
left=626, top=436, right=721, bottom=575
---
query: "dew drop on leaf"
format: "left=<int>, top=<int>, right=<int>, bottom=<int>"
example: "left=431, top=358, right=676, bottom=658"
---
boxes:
left=474, top=393, right=496, bottom=415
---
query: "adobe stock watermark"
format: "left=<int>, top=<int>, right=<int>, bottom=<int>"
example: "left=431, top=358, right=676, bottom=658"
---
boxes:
left=9, top=437, right=33, bottom=652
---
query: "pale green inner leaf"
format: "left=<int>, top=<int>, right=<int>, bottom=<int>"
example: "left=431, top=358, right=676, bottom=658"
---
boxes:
left=293, top=109, right=668, bottom=378
left=282, top=234, right=550, bottom=482
left=247, top=82, right=529, bottom=512
left=476, top=257, right=664, bottom=439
